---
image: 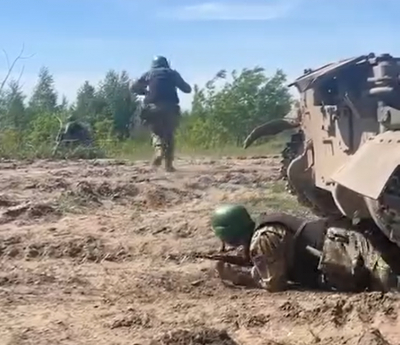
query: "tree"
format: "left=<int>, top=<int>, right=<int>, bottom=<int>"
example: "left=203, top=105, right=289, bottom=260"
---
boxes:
left=96, top=70, right=138, bottom=138
left=74, top=80, right=96, bottom=121
left=58, top=95, right=68, bottom=112
left=179, top=67, right=292, bottom=147
left=2, top=79, right=27, bottom=131
left=29, top=66, right=58, bottom=114
left=73, top=81, right=99, bottom=123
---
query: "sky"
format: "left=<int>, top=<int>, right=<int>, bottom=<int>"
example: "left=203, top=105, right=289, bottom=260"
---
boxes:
left=0, top=0, right=398, bottom=109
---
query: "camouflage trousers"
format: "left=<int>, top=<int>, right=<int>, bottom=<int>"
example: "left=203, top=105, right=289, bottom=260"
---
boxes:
left=141, top=103, right=180, bottom=170
left=215, top=227, right=399, bottom=292
left=318, top=227, right=399, bottom=292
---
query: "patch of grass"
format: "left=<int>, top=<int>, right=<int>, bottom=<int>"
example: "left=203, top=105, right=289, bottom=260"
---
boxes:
left=269, top=181, right=287, bottom=194
left=97, top=139, right=153, bottom=161
left=0, top=129, right=287, bottom=161
left=245, top=195, right=304, bottom=214
left=176, top=135, right=286, bottom=159
left=235, top=182, right=309, bottom=217
left=96, top=136, right=285, bottom=161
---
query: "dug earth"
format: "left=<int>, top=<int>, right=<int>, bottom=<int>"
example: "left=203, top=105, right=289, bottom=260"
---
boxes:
left=0, top=156, right=398, bottom=345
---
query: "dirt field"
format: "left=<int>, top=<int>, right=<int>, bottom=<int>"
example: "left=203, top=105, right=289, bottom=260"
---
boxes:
left=0, top=155, right=399, bottom=345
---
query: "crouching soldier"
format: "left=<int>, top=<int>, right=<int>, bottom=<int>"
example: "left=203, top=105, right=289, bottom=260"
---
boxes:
left=53, top=115, right=92, bottom=154
left=209, top=204, right=399, bottom=292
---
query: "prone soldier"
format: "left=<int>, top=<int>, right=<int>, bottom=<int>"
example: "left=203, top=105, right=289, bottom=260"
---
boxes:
left=206, top=204, right=399, bottom=292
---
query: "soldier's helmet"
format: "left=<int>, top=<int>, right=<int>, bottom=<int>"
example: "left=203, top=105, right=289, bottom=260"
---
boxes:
left=211, top=204, right=255, bottom=245
left=151, top=55, right=170, bottom=69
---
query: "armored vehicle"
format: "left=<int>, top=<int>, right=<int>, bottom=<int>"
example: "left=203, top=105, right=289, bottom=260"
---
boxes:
left=244, top=53, right=400, bottom=248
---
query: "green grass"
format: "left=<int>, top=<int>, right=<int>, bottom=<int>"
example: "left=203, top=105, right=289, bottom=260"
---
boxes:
left=0, top=130, right=287, bottom=161
left=96, top=135, right=286, bottom=161
left=235, top=181, right=309, bottom=216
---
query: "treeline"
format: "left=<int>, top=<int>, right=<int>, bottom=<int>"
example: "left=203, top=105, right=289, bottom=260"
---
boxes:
left=0, top=64, right=293, bottom=158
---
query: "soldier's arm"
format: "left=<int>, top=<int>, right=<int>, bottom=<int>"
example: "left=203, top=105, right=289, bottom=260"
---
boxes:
left=250, top=225, right=289, bottom=292
left=131, top=72, right=149, bottom=95
left=173, top=70, right=192, bottom=94
left=214, top=261, right=260, bottom=287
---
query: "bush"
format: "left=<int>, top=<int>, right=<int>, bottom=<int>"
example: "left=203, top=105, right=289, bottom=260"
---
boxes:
left=0, top=65, right=293, bottom=160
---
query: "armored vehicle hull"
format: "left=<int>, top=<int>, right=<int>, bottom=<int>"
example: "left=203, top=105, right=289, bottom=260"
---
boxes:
left=244, top=53, right=400, bottom=248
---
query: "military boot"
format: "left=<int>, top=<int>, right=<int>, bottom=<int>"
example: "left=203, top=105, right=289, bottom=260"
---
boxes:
left=164, top=147, right=176, bottom=172
left=151, top=146, right=163, bottom=169
left=165, top=162, right=176, bottom=172
left=151, top=156, right=162, bottom=168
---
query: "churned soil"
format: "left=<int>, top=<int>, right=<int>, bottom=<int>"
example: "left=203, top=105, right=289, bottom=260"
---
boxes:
left=0, top=156, right=398, bottom=345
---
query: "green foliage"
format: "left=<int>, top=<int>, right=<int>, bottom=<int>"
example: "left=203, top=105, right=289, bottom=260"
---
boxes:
left=27, top=112, right=60, bottom=146
left=0, top=64, right=293, bottom=159
left=29, top=66, right=58, bottom=114
left=96, top=70, right=138, bottom=138
left=177, top=67, right=292, bottom=148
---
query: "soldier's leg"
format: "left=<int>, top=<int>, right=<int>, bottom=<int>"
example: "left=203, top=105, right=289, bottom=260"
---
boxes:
left=151, top=132, right=163, bottom=167
left=164, top=109, right=180, bottom=172
left=343, top=230, right=399, bottom=291
left=164, top=129, right=175, bottom=172
left=318, top=228, right=368, bottom=291
left=319, top=228, right=398, bottom=292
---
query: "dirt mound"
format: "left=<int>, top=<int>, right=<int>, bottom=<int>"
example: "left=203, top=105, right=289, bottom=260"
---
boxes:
left=357, top=328, right=392, bottom=345
left=135, top=184, right=200, bottom=209
left=74, top=180, right=139, bottom=199
left=0, top=235, right=131, bottom=262
left=131, top=269, right=220, bottom=299
left=109, top=308, right=154, bottom=329
left=275, top=292, right=398, bottom=328
left=350, top=292, right=398, bottom=322
left=150, top=328, right=239, bottom=345
left=0, top=194, right=16, bottom=207
left=59, top=180, right=140, bottom=210
left=0, top=202, right=60, bottom=224
left=25, top=177, right=71, bottom=191
left=0, top=270, right=90, bottom=288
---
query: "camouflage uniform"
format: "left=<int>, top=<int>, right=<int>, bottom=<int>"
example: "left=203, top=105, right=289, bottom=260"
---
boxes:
left=246, top=224, right=398, bottom=292
left=248, top=223, right=293, bottom=291
left=131, top=56, right=191, bottom=171
left=142, top=103, right=181, bottom=169
left=212, top=206, right=399, bottom=293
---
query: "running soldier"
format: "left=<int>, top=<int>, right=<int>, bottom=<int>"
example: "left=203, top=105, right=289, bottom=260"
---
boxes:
left=131, top=56, right=191, bottom=172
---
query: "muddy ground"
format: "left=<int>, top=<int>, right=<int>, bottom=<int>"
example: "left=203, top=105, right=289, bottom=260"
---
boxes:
left=0, top=156, right=399, bottom=345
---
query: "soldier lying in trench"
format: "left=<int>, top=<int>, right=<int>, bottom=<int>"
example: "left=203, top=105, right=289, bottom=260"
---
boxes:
left=205, top=204, right=400, bottom=292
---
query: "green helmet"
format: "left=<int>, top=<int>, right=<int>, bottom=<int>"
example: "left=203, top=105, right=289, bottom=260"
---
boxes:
left=211, top=204, right=255, bottom=245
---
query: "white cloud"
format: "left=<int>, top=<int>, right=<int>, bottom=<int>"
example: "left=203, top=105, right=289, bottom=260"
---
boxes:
left=158, top=0, right=299, bottom=21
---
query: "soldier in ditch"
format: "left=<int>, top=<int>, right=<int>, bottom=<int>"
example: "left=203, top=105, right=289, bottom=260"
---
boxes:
left=131, top=56, right=191, bottom=172
left=209, top=204, right=399, bottom=292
